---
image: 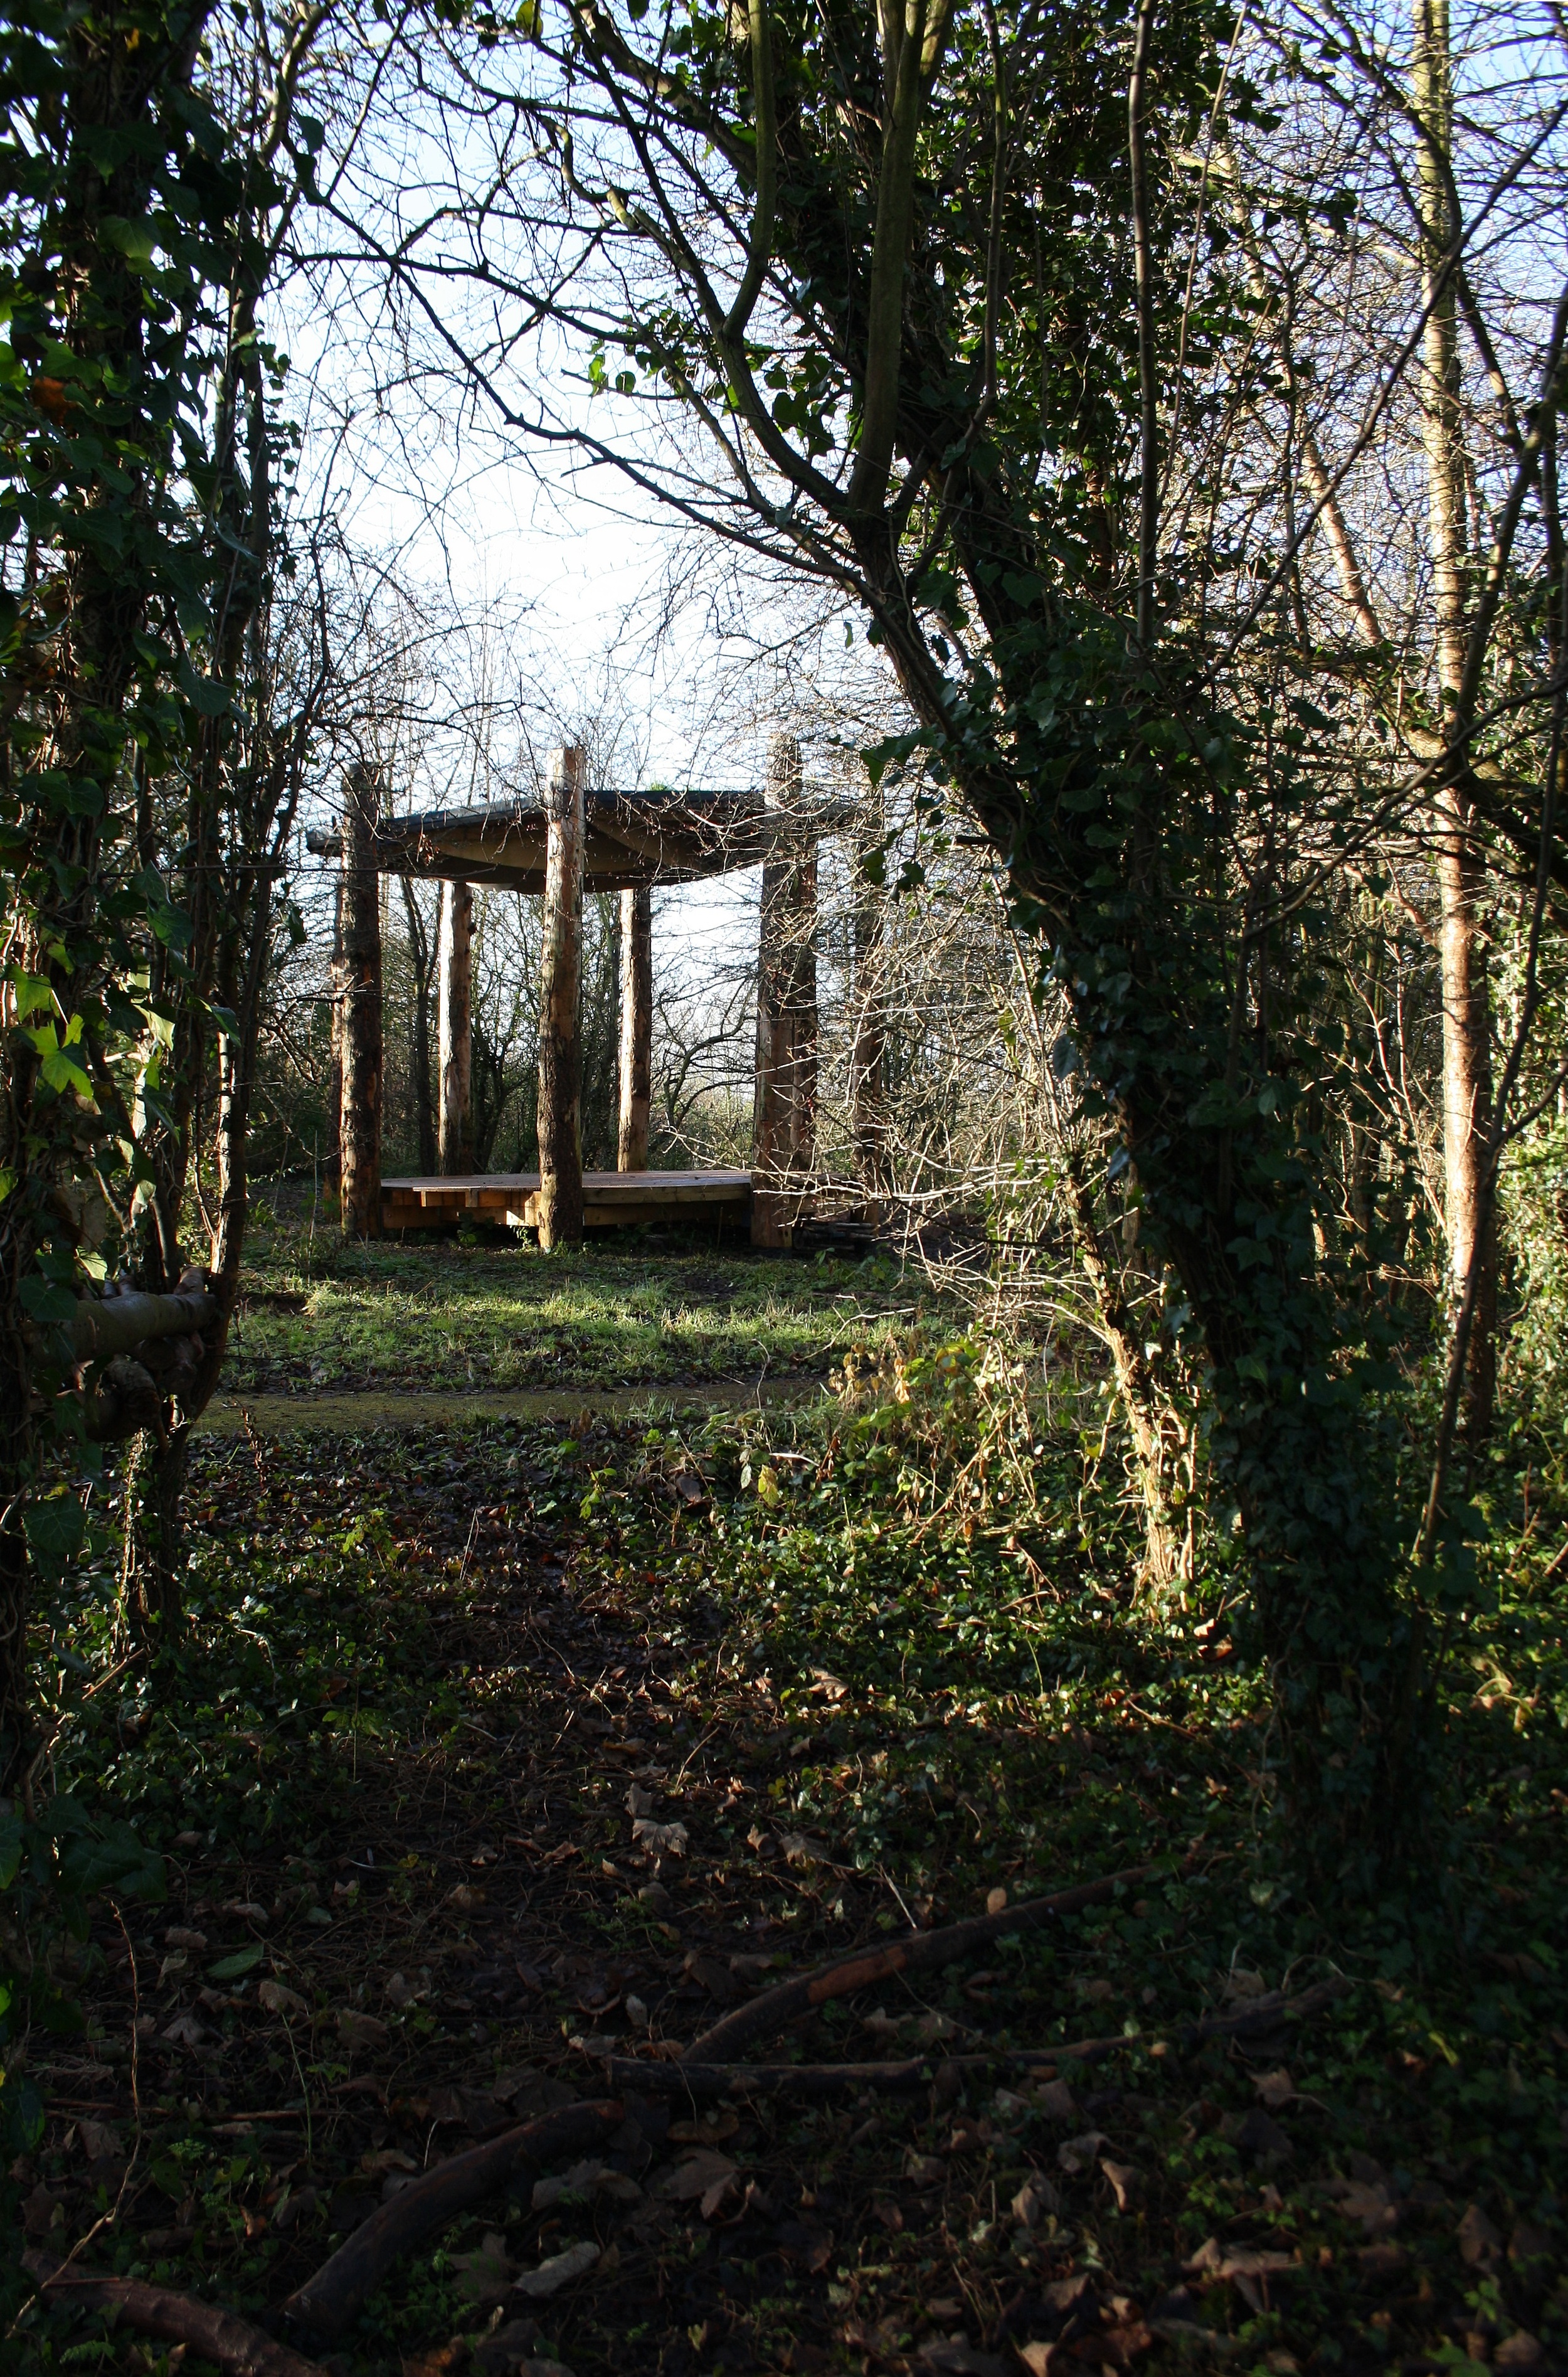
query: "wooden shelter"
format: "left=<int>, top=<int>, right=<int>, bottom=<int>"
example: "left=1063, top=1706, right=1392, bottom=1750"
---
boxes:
left=307, top=737, right=847, bottom=1247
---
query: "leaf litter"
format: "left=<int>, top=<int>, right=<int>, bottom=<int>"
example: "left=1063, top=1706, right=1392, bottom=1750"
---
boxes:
left=17, top=1388, right=1568, bottom=2376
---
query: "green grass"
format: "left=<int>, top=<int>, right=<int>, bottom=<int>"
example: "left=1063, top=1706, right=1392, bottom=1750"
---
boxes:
left=227, top=1203, right=930, bottom=1395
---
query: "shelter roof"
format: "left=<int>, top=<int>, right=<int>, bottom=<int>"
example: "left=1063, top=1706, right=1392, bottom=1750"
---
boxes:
left=306, top=784, right=837, bottom=892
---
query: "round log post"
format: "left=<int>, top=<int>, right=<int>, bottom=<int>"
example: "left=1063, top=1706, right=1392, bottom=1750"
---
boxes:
left=339, top=765, right=384, bottom=1240
left=618, top=883, right=653, bottom=1171
left=752, top=733, right=817, bottom=1248
left=536, top=745, right=585, bottom=1248
left=327, top=876, right=345, bottom=1186
left=438, top=878, right=475, bottom=1176
left=851, top=794, right=889, bottom=1216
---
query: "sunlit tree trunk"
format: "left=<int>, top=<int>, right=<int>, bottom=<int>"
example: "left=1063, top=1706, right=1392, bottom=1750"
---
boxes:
left=1414, top=0, right=1496, bottom=1440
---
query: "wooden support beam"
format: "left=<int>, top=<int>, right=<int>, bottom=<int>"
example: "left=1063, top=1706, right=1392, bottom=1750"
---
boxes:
left=752, top=733, right=817, bottom=1248
left=852, top=794, right=889, bottom=1214
left=327, top=876, right=345, bottom=1185
left=437, top=878, right=475, bottom=1175
left=339, top=765, right=383, bottom=1240
left=618, top=883, right=653, bottom=1171
left=536, top=745, right=585, bottom=1248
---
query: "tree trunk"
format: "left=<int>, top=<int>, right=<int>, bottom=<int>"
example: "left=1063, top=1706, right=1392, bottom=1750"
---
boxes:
left=120, top=1427, right=189, bottom=1646
left=752, top=735, right=818, bottom=1247
left=438, top=878, right=475, bottom=1176
left=339, top=767, right=384, bottom=1240
left=1414, top=0, right=1495, bottom=1440
left=1062, top=1156, right=1189, bottom=1590
left=618, top=885, right=653, bottom=1171
left=536, top=747, right=585, bottom=1248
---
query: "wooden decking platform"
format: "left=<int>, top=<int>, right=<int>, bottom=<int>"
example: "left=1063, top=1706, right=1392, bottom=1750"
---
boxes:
left=382, top=1169, right=753, bottom=1232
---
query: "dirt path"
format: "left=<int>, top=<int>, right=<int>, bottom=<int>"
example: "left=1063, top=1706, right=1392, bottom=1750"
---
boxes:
left=195, top=1376, right=829, bottom=1434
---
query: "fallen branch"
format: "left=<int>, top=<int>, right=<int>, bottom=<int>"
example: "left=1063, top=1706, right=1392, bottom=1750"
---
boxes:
left=24, top=2253, right=322, bottom=2377
left=686, top=1863, right=1157, bottom=2063
left=283, top=2098, right=623, bottom=2337
left=596, top=1976, right=1350, bottom=2101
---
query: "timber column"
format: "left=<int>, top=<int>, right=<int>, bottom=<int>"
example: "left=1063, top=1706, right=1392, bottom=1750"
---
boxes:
left=339, top=764, right=384, bottom=1239
left=536, top=744, right=585, bottom=1248
left=618, top=883, right=653, bottom=1171
left=752, top=733, right=817, bottom=1248
left=851, top=791, right=889, bottom=1215
left=438, top=878, right=475, bottom=1174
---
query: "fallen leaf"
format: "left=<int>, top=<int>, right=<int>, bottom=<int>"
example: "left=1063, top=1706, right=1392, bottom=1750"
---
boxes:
left=158, top=1952, right=189, bottom=1987
left=656, top=2149, right=738, bottom=2203
left=162, top=2013, right=204, bottom=2047
left=1019, top=2348, right=1056, bottom=2377
left=1254, top=2067, right=1295, bottom=2109
left=164, top=1927, right=208, bottom=1952
left=1101, top=2157, right=1140, bottom=2211
left=773, top=2218, right=833, bottom=2272
left=778, top=1830, right=829, bottom=1867
left=632, top=1819, right=689, bottom=1858
left=447, top=1883, right=480, bottom=1912
left=1084, top=2322, right=1153, bottom=2369
left=1458, top=2204, right=1503, bottom=2265
left=531, top=2159, right=608, bottom=2211
left=624, top=1784, right=654, bottom=1818
left=469, top=2319, right=541, bottom=2376
left=259, top=1979, right=309, bottom=2017
left=1057, top=2130, right=1109, bottom=2175
left=225, top=1900, right=269, bottom=1925
left=625, top=1994, right=649, bottom=2028
left=1043, top=2274, right=1096, bottom=2314
left=1495, top=2336, right=1547, bottom=2371
left=917, top=2009, right=958, bottom=2045
left=916, top=2344, right=1005, bottom=2377
left=1012, top=2172, right=1059, bottom=2228
left=1034, top=2078, right=1078, bottom=2124
left=985, top=1886, right=1008, bottom=1915
left=385, top=1972, right=421, bottom=2010
left=1325, top=2178, right=1398, bottom=2235
left=669, top=2112, right=739, bottom=2146
left=513, top=2239, right=600, bottom=2299
left=871, top=2194, right=904, bottom=2232
left=363, top=2148, right=418, bottom=2176
left=450, top=2231, right=516, bottom=2306
left=339, top=2009, right=389, bottom=2051
left=1223, top=1968, right=1268, bottom=2002
left=209, top=1946, right=264, bottom=1982
left=905, top=2151, right=945, bottom=2185
left=78, top=2119, right=123, bottom=2162
left=402, top=2343, right=471, bottom=2377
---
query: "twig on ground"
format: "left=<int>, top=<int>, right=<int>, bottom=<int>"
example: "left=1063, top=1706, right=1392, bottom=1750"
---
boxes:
left=24, top=2253, right=324, bottom=2377
left=685, top=1863, right=1158, bottom=2063
left=594, top=1976, right=1350, bottom=2099
left=282, top=2098, right=623, bottom=2337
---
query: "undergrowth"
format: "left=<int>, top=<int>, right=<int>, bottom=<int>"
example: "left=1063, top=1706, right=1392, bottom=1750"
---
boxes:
left=4, top=1342, right=1566, bottom=2376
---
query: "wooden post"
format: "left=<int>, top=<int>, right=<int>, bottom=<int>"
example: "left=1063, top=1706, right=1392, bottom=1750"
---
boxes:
left=618, top=883, right=652, bottom=1171
left=437, top=878, right=475, bottom=1175
left=327, top=875, right=345, bottom=1186
left=339, top=764, right=383, bottom=1239
left=851, top=801, right=889, bottom=1215
left=752, top=733, right=817, bottom=1247
left=536, top=744, right=585, bottom=1248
